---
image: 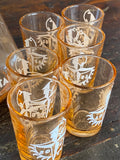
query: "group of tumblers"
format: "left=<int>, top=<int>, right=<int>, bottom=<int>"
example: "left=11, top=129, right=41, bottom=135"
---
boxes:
left=6, top=4, right=116, bottom=160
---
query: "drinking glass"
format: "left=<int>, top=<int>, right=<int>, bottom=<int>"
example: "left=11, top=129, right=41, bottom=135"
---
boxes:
left=57, top=23, right=105, bottom=63
left=19, top=11, right=64, bottom=51
left=7, top=76, right=71, bottom=160
left=60, top=55, right=116, bottom=137
left=6, top=47, right=59, bottom=86
left=61, top=4, right=104, bottom=28
left=0, top=14, right=17, bottom=102
left=0, top=14, right=17, bottom=67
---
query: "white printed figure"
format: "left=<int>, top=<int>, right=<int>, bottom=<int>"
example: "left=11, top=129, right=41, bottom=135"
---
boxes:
left=83, top=9, right=96, bottom=24
left=87, top=106, right=107, bottom=126
left=29, top=52, right=48, bottom=71
left=66, top=27, right=91, bottom=48
left=25, top=36, right=37, bottom=47
left=17, top=80, right=56, bottom=118
left=87, top=91, right=111, bottom=126
left=36, top=17, right=57, bottom=50
left=0, top=77, right=9, bottom=88
left=15, top=53, right=48, bottom=75
left=37, top=33, right=57, bottom=50
left=46, top=17, right=57, bottom=31
left=29, top=118, right=66, bottom=160
left=15, top=57, right=29, bottom=75
left=63, top=56, right=95, bottom=86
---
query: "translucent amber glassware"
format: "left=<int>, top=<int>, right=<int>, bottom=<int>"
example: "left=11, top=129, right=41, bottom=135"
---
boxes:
left=61, top=4, right=104, bottom=28
left=6, top=47, right=59, bottom=86
left=7, top=76, right=71, bottom=160
left=57, top=23, right=105, bottom=63
left=19, top=11, right=64, bottom=52
left=60, top=55, right=116, bottom=137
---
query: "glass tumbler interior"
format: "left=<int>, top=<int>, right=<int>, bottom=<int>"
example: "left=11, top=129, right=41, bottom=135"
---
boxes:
left=61, top=4, right=104, bottom=28
left=6, top=47, right=59, bottom=86
left=20, top=11, right=64, bottom=32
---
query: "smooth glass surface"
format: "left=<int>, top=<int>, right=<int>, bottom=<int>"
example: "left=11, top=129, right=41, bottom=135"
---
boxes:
left=60, top=55, right=116, bottom=137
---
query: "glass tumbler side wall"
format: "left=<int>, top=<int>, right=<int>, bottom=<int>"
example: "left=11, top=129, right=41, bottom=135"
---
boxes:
left=7, top=77, right=71, bottom=159
left=60, top=55, right=116, bottom=137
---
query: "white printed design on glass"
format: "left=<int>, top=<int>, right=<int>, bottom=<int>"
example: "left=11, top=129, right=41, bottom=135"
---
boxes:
left=15, top=53, right=48, bottom=75
left=87, top=91, right=111, bottom=126
left=68, top=48, right=94, bottom=58
left=83, top=9, right=96, bottom=24
left=66, top=27, right=91, bottom=48
left=0, top=77, right=8, bottom=88
left=86, top=106, right=107, bottom=126
left=17, top=81, right=56, bottom=118
left=29, top=118, right=66, bottom=160
left=63, top=56, right=95, bottom=86
left=37, top=17, right=57, bottom=50
left=25, top=36, right=37, bottom=47
left=45, top=17, right=57, bottom=31
left=24, top=17, right=57, bottom=50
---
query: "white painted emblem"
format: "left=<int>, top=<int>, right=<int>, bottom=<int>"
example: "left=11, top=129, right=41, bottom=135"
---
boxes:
left=46, top=17, right=57, bottom=31
left=29, top=118, right=66, bottom=159
left=63, top=56, right=95, bottom=86
left=83, top=9, right=96, bottom=25
left=24, top=17, right=57, bottom=50
left=36, top=33, right=57, bottom=50
left=30, top=52, right=48, bottom=71
left=25, top=36, right=37, bottom=47
left=66, top=27, right=91, bottom=48
left=15, top=52, right=48, bottom=75
left=17, top=80, right=57, bottom=118
left=86, top=106, right=107, bottom=126
left=0, top=77, right=9, bottom=88
left=37, top=17, right=57, bottom=50
left=87, top=91, right=111, bottom=126
left=15, top=57, right=29, bottom=75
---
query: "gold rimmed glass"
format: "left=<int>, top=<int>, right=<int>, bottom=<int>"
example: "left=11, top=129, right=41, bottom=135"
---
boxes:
left=6, top=47, right=59, bottom=86
left=60, top=54, right=116, bottom=137
left=19, top=11, right=64, bottom=52
left=7, top=76, right=72, bottom=160
left=57, top=23, right=105, bottom=63
left=61, top=4, right=104, bottom=28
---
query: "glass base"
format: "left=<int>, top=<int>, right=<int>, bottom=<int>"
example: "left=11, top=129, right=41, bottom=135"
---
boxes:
left=67, top=125, right=101, bottom=137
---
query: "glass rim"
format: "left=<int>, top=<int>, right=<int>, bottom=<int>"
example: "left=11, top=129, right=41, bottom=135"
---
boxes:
left=57, top=23, right=105, bottom=49
left=19, top=11, right=65, bottom=33
left=6, top=46, right=59, bottom=78
left=61, top=4, right=105, bottom=24
left=7, top=76, right=72, bottom=122
left=60, top=54, right=117, bottom=90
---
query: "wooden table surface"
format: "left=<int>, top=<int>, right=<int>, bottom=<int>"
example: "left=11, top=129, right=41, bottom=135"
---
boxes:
left=0, top=0, right=120, bottom=159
